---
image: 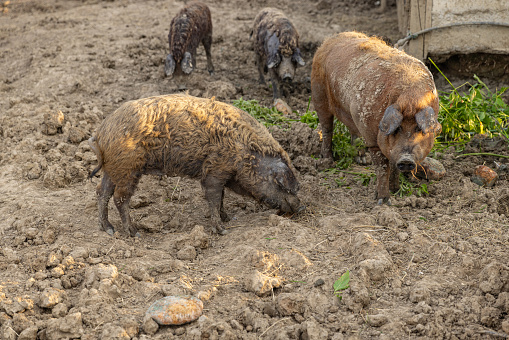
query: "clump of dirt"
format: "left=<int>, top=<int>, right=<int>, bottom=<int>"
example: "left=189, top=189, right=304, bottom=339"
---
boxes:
left=1, top=0, right=509, bottom=339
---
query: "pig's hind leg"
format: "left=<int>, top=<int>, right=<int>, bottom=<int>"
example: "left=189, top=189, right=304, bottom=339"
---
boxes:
left=113, top=175, right=141, bottom=238
left=96, top=172, right=116, bottom=236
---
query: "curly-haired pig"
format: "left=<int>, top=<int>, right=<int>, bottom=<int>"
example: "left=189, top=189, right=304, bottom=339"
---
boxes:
left=88, top=94, right=304, bottom=237
left=165, top=2, right=214, bottom=77
left=252, top=8, right=305, bottom=101
left=311, top=32, right=441, bottom=204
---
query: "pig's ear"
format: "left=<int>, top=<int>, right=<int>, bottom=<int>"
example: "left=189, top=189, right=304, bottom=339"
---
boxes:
left=416, top=106, right=442, bottom=134
left=181, top=52, right=194, bottom=74
left=165, top=54, right=176, bottom=77
left=272, top=161, right=297, bottom=194
left=267, top=33, right=281, bottom=69
left=379, top=105, right=403, bottom=135
left=292, top=48, right=305, bottom=67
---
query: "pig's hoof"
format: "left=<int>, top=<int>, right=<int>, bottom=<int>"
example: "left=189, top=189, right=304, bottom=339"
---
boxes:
left=103, top=225, right=115, bottom=236
left=134, top=232, right=141, bottom=238
left=377, top=198, right=392, bottom=206
left=220, top=212, right=230, bottom=222
left=213, top=225, right=229, bottom=235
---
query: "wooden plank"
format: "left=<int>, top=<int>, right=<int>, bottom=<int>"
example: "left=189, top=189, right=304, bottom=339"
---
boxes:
left=407, top=0, right=428, bottom=60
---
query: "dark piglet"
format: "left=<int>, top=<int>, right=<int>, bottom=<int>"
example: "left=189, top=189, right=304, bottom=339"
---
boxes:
left=311, top=32, right=441, bottom=204
left=88, top=94, right=304, bottom=237
left=165, top=2, right=214, bottom=77
left=252, top=8, right=305, bottom=101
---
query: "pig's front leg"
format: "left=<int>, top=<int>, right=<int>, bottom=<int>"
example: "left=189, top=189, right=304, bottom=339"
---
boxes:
left=202, top=175, right=229, bottom=235
left=268, top=68, right=281, bottom=100
left=389, top=165, right=401, bottom=194
left=369, top=146, right=391, bottom=205
left=255, top=54, right=266, bottom=84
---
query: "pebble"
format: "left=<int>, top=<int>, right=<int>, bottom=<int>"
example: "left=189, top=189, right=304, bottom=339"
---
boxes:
left=471, top=165, right=498, bottom=187
left=146, top=296, right=203, bottom=325
left=314, top=279, right=325, bottom=287
left=273, top=98, right=292, bottom=115
left=414, top=157, right=446, bottom=180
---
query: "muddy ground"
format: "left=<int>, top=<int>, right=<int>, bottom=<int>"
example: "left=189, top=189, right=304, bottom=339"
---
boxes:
left=1, top=0, right=509, bottom=339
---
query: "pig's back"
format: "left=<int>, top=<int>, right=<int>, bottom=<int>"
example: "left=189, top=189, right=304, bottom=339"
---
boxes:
left=95, top=94, right=287, bottom=178
left=313, top=32, right=435, bottom=131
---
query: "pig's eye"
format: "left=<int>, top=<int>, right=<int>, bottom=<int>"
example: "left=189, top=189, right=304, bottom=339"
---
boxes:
left=393, top=126, right=402, bottom=135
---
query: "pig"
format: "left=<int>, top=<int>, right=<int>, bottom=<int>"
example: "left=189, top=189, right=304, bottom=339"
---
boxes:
left=164, top=2, right=214, bottom=77
left=311, top=31, right=442, bottom=204
left=88, top=94, right=304, bottom=237
left=251, top=8, right=305, bottom=101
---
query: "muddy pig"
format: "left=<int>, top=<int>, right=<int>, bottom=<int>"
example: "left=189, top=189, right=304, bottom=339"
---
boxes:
left=311, top=32, right=441, bottom=204
left=165, top=2, right=214, bottom=77
left=252, top=8, right=305, bottom=101
left=88, top=94, right=304, bottom=237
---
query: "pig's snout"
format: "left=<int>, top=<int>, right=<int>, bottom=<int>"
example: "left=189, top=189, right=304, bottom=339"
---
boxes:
left=281, top=195, right=305, bottom=214
left=282, top=73, right=293, bottom=82
left=396, top=156, right=416, bottom=172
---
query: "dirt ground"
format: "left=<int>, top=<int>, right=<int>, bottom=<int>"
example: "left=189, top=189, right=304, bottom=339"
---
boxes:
left=2, top=0, right=509, bottom=339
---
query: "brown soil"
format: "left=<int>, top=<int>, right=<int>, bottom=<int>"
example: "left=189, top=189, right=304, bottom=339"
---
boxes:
left=1, top=0, right=509, bottom=339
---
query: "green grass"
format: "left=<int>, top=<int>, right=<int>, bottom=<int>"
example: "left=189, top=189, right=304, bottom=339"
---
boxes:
left=234, top=97, right=359, bottom=170
left=232, top=98, right=293, bottom=127
left=395, top=173, right=429, bottom=198
left=430, top=59, right=509, bottom=147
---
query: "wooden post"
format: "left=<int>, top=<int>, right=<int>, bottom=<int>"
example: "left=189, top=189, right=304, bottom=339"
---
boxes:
left=407, top=0, right=429, bottom=60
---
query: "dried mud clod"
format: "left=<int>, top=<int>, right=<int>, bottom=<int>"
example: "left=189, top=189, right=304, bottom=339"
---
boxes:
left=41, top=111, right=65, bottom=135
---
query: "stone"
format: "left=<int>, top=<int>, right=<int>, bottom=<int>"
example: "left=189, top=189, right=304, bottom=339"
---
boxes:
left=414, top=157, right=446, bottom=180
left=146, top=296, right=203, bottom=325
left=472, top=165, right=498, bottom=187
left=273, top=98, right=292, bottom=115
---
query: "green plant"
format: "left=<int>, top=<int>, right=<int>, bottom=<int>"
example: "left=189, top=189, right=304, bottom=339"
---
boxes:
left=234, top=97, right=361, bottom=169
left=333, top=270, right=350, bottom=300
left=355, top=172, right=376, bottom=187
left=299, top=97, right=320, bottom=129
left=232, top=98, right=293, bottom=127
left=394, top=173, right=429, bottom=198
left=429, top=59, right=509, bottom=145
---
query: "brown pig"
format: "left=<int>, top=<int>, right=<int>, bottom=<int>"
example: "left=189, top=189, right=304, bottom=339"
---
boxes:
left=311, top=32, right=441, bottom=204
left=252, top=8, right=305, bottom=101
left=165, top=2, right=214, bottom=77
left=88, top=94, right=304, bottom=237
